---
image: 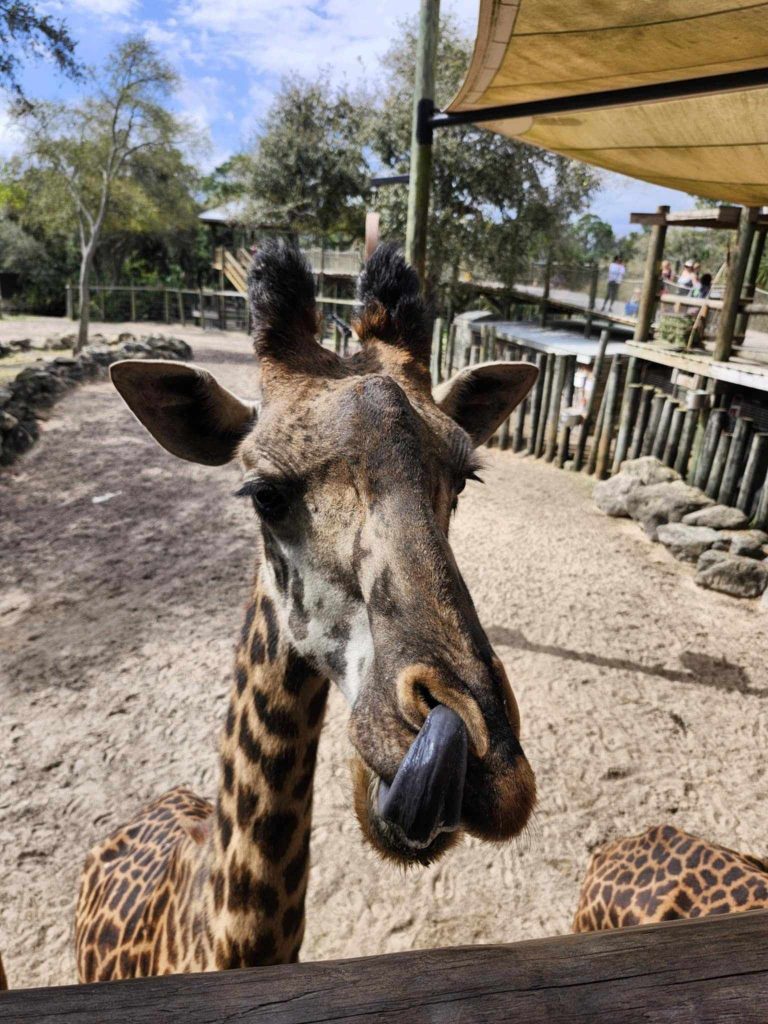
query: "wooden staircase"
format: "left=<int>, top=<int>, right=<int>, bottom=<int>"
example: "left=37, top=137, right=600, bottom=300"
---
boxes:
left=213, top=247, right=249, bottom=295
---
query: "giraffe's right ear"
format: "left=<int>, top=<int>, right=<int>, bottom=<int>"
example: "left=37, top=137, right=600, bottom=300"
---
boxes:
left=110, top=360, right=256, bottom=466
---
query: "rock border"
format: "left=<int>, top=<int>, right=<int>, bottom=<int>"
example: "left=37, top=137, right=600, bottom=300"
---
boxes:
left=0, top=334, right=192, bottom=466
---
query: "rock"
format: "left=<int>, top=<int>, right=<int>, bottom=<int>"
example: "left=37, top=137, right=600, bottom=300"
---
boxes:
left=682, top=505, right=749, bottom=530
left=728, top=530, right=768, bottom=560
left=626, top=480, right=714, bottom=539
left=617, top=456, right=680, bottom=485
left=594, top=474, right=643, bottom=517
left=656, top=523, right=720, bottom=562
left=116, top=332, right=136, bottom=344
left=696, top=549, right=768, bottom=598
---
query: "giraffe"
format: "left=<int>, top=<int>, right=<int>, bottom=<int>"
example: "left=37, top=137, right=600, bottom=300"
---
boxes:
left=74, top=241, right=539, bottom=982
left=573, top=823, right=768, bottom=932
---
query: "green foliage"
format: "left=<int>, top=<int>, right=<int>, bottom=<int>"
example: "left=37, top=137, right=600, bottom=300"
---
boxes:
left=368, top=14, right=601, bottom=300
left=241, top=72, right=370, bottom=241
left=565, top=214, right=617, bottom=263
left=0, top=1, right=81, bottom=99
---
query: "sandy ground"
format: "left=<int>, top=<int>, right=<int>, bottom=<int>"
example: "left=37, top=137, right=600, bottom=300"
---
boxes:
left=1, top=318, right=767, bottom=991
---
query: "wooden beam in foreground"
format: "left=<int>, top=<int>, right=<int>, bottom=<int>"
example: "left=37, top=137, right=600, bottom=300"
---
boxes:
left=2, top=911, right=768, bottom=1024
left=631, top=206, right=742, bottom=230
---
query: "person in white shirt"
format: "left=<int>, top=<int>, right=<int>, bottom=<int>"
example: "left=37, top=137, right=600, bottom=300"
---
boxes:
left=602, top=255, right=625, bottom=312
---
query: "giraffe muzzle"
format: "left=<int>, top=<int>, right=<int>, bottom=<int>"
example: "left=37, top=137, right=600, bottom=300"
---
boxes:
left=377, top=705, right=468, bottom=848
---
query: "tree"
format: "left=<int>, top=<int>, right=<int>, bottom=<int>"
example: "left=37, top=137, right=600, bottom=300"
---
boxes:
left=368, top=15, right=601, bottom=308
left=14, top=37, right=188, bottom=350
left=0, top=1, right=81, bottom=99
left=243, top=73, right=370, bottom=242
left=567, top=214, right=617, bottom=263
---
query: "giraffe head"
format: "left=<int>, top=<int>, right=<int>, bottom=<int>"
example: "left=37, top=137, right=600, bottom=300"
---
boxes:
left=111, top=241, right=537, bottom=867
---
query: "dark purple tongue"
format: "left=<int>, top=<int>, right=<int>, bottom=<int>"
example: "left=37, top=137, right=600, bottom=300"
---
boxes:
left=377, top=705, right=468, bottom=847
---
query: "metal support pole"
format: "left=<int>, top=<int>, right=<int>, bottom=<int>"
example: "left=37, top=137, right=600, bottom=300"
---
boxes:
left=404, top=0, right=440, bottom=286
left=634, top=205, right=669, bottom=342
left=714, top=207, right=758, bottom=362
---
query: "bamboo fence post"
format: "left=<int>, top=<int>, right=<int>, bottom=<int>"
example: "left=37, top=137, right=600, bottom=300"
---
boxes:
left=573, top=329, right=610, bottom=471
left=628, top=385, right=654, bottom=460
left=534, top=353, right=554, bottom=458
left=556, top=355, right=577, bottom=468
left=718, top=417, right=753, bottom=506
left=663, top=405, right=685, bottom=467
left=674, top=407, right=699, bottom=477
left=753, top=467, right=768, bottom=529
left=651, top=397, right=676, bottom=460
left=737, top=433, right=768, bottom=513
left=693, top=409, right=726, bottom=489
left=586, top=371, right=611, bottom=476
left=641, top=392, right=666, bottom=457
left=513, top=352, right=532, bottom=453
left=544, top=355, right=568, bottom=462
left=594, top=357, right=621, bottom=479
left=612, top=382, right=641, bottom=473
left=706, top=432, right=732, bottom=499
left=527, top=353, right=548, bottom=456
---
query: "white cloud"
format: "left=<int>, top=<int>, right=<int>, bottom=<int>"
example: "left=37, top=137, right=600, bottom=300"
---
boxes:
left=70, top=0, right=138, bottom=15
left=0, top=105, right=23, bottom=160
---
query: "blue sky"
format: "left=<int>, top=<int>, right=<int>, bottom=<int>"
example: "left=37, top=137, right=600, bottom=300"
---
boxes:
left=1, top=0, right=693, bottom=235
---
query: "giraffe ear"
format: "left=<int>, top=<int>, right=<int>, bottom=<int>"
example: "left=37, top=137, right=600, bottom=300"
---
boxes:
left=110, top=360, right=256, bottom=466
left=434, top=362, right=538, bottom=447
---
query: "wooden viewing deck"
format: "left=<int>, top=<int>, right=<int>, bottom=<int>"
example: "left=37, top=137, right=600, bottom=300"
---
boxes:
left=2, top=911, right=766, bottom=1023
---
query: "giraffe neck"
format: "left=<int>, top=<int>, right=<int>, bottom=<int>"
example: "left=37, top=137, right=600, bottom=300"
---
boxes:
left=205, top=570, right=329, bottom=969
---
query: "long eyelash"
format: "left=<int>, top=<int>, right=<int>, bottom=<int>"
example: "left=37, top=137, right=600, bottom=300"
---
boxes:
left=466, top=470, right=485, bottom=485
left=234, top=480, right=259, bottom=499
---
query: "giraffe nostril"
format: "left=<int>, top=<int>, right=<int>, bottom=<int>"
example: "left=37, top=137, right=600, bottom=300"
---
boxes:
left=395, top=664, right=490, bottom=759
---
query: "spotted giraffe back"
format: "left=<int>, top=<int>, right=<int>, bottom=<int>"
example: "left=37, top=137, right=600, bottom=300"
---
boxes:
left=574, top=824, right=768, bottom=932
left=75, top=787, right=213, bottom=981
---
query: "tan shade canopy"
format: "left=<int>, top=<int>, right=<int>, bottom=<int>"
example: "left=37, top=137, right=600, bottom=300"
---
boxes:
left=448, top=0, right=768, bottom=205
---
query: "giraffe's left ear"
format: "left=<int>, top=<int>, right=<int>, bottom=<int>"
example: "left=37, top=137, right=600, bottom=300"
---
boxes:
left=110, top=360, right=257, bottom=465
left=434, top=361, right=538, bottom=447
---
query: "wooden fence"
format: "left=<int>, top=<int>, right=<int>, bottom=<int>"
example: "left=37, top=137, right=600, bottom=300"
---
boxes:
left=1, top=910, right=766, bottom=1022
left=435, top=319, right=768, bottom=529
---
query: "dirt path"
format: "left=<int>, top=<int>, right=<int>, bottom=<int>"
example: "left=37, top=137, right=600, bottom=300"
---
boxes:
left=1, top=321, right=767, bottom=990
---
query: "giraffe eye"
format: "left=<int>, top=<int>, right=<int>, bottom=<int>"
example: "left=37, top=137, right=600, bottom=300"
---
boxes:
left=235, top=479, right=290, bottom=521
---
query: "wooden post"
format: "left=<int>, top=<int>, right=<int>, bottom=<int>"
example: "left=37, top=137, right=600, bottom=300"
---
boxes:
left=594, top=357, right=622, bottom=479
left=177, top=290, right=185, bottom=327
left=556, top=355, right=577, bottom=468
left=574, top=329, right=610, bottom=471
left=534, top=354, right=554, bottom=458
left=633, top=205, right=669, bottom=342
left=431, top=317, right=444, bottom=384
left=404, top=0, right=440, bottom=286
left=539, top=255, right=552, bottom=327
left=714, top=207, right=758, bottom=362
left=65, top=283, right=74, bottom=320
left=628, top=385, right=654, bottom=461
left=527, top=353, right=548, bottom=456
left=641, top=393, right=666, bottom=457
left=446, top=322, right=457, bottom=377
left=164, top=287, right=170, bottom=324
left=737, top=433, right=768, bottom=513
left=498, top=346, right=513, bottom=451
left=718, top=417, right=753, bottom=506
left=693, top=408, right=726, bottom=490
left=662, top=405, right=685, bottom=467
left=199, top=287, right=206, bottom=331
left=651, top=397, right=676, bottom=460
left=513, top=353, right=531, bottom=453
left=586, top=371, right=611, bottom=476
left=735, top=225, right=767, bottom=343
left=753, top=465, right=768, bottom=529
left=130, top=283, right=137, bottom=322
left=706, top=432, right=732, bottom=499
left=612, top=382, right=641, bottom=473
left=218, top=292, right=226, bottom=331
left=674, top=407, right=699, bottom=477
left=583, top=263, right=599, bottom=337
left=544, top=355, right=567, bottom=462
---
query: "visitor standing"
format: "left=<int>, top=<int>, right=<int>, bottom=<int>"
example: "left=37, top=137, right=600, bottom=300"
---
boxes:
left=602, top=255, right=626, bottom=312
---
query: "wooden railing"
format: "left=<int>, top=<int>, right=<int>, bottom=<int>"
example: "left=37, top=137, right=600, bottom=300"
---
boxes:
left=1, top=911, right=766, bottom=1022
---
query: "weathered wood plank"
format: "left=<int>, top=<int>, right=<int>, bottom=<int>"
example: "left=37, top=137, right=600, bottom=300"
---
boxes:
left=3, top=912, right=768, bottom=1024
